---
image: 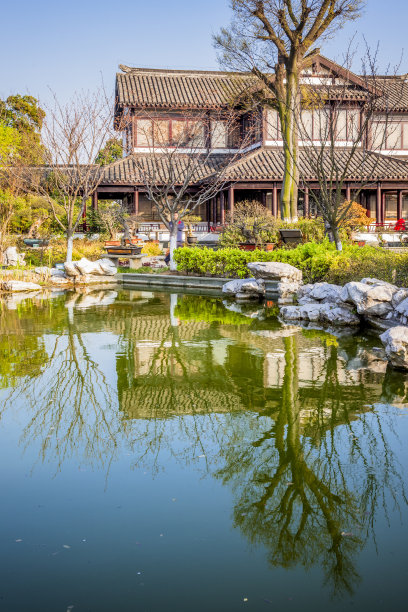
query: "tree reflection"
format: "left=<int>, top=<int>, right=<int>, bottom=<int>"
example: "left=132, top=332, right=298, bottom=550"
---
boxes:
left=1, top=291, right=407, bottom=598
left=1, top=294, right=118, bottom=474
left=215, top=335, right=407, bottom=598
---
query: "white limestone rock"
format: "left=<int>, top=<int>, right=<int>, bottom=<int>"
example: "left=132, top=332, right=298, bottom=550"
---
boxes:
left=280, top=303, right=359, bottom=326
left=64, top=262, right=81, bottom=277
left=380, top=326, right=408, bottom=370
left=74, top=258, right=104, bottom=276
left=297, top=284, right=314, bottom=299
left=392, top=289, right=408, bottom=308
left=74, top=275, right=118, bottom=285
left=341, top=281, right=396, bottom=316
left=222, top=278, right=263, bottom=296
left=308, top=282, right=344, bottom=303
left=34, top=266, right=51, bottom=276
left=277, top=280, right=301, bottom=299
left=1, top=280, right=41, bottom=292
left=98, top=258, right=117, bottom=276
left=247, top=261, right=302, bottom=282
left=3, top=246, right=25, bottom=267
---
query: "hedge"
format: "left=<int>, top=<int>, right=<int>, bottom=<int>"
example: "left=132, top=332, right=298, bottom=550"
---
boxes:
left=174, top=242, right=408, bottom=286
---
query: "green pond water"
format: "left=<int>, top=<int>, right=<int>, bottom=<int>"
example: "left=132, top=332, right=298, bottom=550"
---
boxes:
left=0, top=287, right=408, bottom=612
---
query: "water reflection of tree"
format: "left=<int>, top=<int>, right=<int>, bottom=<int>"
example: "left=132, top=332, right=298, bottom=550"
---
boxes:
left=216, top=336, right=407, bottom=598
left=1, top=300, right=118, bottom=474
left=1, top=292, right=407, bottom=598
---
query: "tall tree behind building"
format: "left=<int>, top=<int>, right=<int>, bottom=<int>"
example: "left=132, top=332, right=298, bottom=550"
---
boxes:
left=214, top=0, right=364, bottom=221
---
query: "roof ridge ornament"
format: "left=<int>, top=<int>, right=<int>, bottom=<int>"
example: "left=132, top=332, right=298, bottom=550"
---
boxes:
left=119, top=64, right=135, bottom=73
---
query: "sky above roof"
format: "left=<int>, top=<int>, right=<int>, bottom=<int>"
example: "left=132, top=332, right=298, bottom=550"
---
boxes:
left=1, top=0, right=407, bottom=107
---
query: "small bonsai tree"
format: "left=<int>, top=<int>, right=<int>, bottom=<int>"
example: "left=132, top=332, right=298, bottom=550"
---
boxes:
left=183, top=214, right=202, bottom=237
left=220, top=201, right=279, bottom=248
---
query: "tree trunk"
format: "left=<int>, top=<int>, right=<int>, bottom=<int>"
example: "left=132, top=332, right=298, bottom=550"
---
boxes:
left=332, top=226, right=343, bottom=252
left=169, top=225, right=178, bottom=271
left=66, top=232, right=74, bottom=263
left=279, top=69, right=300, bottom=222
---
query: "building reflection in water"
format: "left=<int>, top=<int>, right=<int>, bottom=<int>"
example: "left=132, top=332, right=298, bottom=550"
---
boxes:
left=1, top=288, right=407, bottom=597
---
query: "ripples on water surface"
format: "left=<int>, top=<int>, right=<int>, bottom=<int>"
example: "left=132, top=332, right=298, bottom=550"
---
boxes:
left=0, top=287, right=407, bottom=611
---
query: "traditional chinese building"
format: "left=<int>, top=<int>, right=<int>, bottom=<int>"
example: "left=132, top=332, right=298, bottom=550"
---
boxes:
left=97, top=55, right=408, bottom=225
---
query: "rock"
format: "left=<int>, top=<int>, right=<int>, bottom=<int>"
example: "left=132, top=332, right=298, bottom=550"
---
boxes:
left=64, top=262, right=81, bottom=277
left=247, top=261, right=302, bottom=283
left=280, top=303, right=360, bottom=326
left=3, top=247, right=25, bottom=267
left=360, top=278, right=398, bottom=291
left=222, top=278, right=263, bottom=296
left=297, top=284, right=314, bottom=299
left=298, top=296, right=318, bottom=305
left=51, top=268, right=66, bottom=277
left=342, top=281, right=396, bottom=316
left=1, top=280, right=41, bottom=292
left=35, top=266, right=51, bottom=276
left=277, top=281, right=300, bottom=299
left=74, top=258, right=104, bottom=276
left=308, top=282, right=344, bottom=303
left=65, top=258, right=117, bottom=278
left=241, top=278, right=265, bottom=295
left=49, top=276, right=72, bottom=286
left=98, top=258, right=117, bottom=276
left=380, top=326, right=408, bottom=370
left=74, top=275, right=118, bottom=285
left=392, top=289, right=408, bottom=308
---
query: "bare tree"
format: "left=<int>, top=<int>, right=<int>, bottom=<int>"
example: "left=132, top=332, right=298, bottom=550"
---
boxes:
left=214, top=0, right=364, bottom=221
left=129, top=109, right=253, bottom=269
left=26, top=88, right=113, bottom=261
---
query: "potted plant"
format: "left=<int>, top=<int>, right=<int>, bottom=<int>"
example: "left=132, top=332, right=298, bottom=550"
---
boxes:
left=183, top=214, right=201, bottom=244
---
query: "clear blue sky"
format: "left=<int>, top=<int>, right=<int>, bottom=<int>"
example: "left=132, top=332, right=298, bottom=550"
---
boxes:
left=1, top=0, right=407, bottom=105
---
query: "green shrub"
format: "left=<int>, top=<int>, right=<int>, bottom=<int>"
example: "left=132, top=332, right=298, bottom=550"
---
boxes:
left=174, top=242, right=408, bottom=286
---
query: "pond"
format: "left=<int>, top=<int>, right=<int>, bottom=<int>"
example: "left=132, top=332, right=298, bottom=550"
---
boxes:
left=0, top=287, right=407, bottom=612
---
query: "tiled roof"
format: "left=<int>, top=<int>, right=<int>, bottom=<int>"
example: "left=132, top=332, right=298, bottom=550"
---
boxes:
left=223, top=147, right=408, bottom=182
left=116, top=68, right=255, bottom=109
left=101, top=148, right=408, bottom=185
left=368, top=77, right=408, bottom=111
left=101, top=152, right=228, bottom=184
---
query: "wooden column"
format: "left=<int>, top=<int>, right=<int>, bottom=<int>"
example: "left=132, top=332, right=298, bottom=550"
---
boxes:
left=212, top=197, right=217, bottom=226
left=228, top=186, right=234, bottom=221
left=398, top=190, right=403, bottom=219
left=272, top=183, right=278, bottom=218
left=382, top=192, right=386, bottom=224
left=220, top=191, right=225, bottom=225
left=91, top=190, right=98, bottom=212
left=346, top=183, right=351, bottom=202
left=376, top=183, right=382, bottom=224
left=304, top=187, right=309, bottom=218
left=261, top=191, right=267, bottom=207
left=133, top=189, right=139, bottom=215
